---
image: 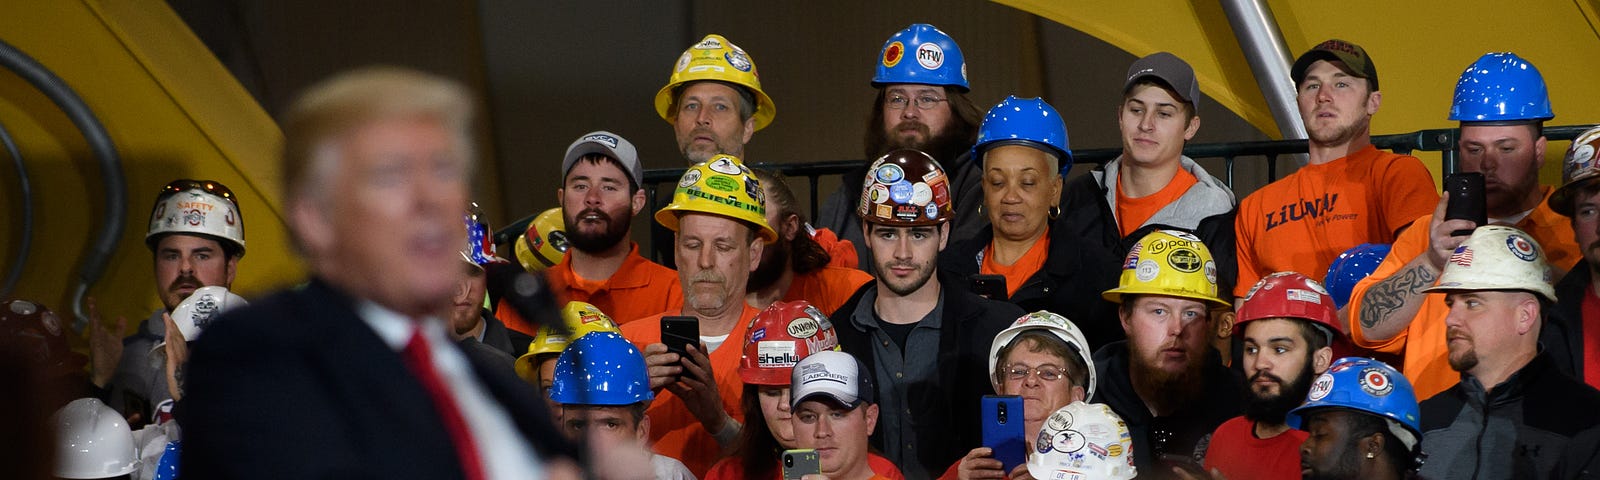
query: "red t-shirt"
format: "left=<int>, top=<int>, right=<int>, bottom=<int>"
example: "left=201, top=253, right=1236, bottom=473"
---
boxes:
left=1202, top=416, right=1307, bottom=480
left=1117, top=168, right=1199, bottom=238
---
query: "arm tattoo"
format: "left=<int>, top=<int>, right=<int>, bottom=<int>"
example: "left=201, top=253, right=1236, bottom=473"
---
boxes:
left=1359, top=265, right=1437, bottom=329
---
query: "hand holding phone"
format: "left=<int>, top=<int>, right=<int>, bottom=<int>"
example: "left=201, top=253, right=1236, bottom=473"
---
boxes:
left=970, top=274, right=1008, bottom=300
left=782, top=449, right=820, bottom=480
left=981, top=395, right=1027, bottom=473
left=661, top=316, right=699, bottom=358
left=1443, top=172, right=1486, bottom=236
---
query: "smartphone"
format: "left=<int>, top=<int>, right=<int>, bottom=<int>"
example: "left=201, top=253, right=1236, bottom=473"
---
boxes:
left=781, top=449, right=820, bottom=480
left=1443, top=172, right=1486, bottom=236
left=970, top=274, right=1008, bottom=300
left=661, top=316, right=699, bottom=358
left=981, top=395, right=1027, bottom=473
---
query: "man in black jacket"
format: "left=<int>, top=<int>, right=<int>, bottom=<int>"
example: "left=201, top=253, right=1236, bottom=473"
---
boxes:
left=830, top=149, right=1021, bottom=480
left=1417, top=225, right=1600, bottom=479
left=1092, top=230, right=1243, bottom=475
left=1547, top=125, right=1600, bottom=390
left=181, top=67, right=576, bottom=480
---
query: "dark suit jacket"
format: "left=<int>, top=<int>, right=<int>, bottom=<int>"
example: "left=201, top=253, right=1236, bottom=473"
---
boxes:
left=179, top=279, right=574, bottom=479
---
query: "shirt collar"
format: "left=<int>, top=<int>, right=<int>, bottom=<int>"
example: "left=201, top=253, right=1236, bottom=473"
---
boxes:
left=357, top=300, right=446, bottom=351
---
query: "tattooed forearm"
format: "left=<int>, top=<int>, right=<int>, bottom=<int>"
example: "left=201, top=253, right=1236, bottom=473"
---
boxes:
left=1359, top=264, right=1437, bottom=330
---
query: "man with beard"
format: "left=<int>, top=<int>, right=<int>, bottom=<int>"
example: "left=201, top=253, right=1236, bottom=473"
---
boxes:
left=1349, top=52, right=1582, bottom=400
left=1234, top=40, right=1437, bottom=300
left=1289, top=357, right=1422, bottom=480
left=1202, top=272, right=1340, bottom=479
left=93, top=178, right=246, bottom=422
left=621, top=154, right=775, bottom=477
left=1545, top=126, right=1600, bottom=391
left=746, top=169, right=872, bottom=315
left=830, top=150, right=1020, bottom=479
left=817, top=23, right=985, bottom=275
left=1413, top=225, right=1600, bottom=479
left=1059, top=52, right=1238, bottom=350
left=656, top=34, right=774, bottom=165
left=496, top=131, right=682, bottom=331
left=451, top=206, right=524, bottom=371
left=1093, top=229, right=1243, bottom=474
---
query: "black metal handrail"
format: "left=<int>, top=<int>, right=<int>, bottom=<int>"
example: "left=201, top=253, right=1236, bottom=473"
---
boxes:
left=494, top=123, right=1597, bottom=250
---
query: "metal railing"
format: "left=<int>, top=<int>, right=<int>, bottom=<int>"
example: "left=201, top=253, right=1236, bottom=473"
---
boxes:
left=495, top=124, right=1597, bottom=256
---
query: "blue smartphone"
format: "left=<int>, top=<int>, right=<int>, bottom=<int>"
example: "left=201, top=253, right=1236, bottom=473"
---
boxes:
left=981, top=395, right=1026, bottom=473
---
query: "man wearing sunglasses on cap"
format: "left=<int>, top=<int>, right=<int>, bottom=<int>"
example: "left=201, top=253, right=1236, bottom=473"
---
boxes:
left=93, top=178, right=247, bottom=423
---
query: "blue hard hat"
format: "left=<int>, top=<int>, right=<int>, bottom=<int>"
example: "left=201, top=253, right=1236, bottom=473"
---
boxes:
left=1288, top=358, right=1421, bottom=447
left=1448, top=52, right=1554, bottom=122
left=1324, top=243, right=1391, bottom=310
left=548, top=331, right=653, bottom=406
left=873, top=24, right=968, bottom=91
left=973, top=96, right=1073, bottom=174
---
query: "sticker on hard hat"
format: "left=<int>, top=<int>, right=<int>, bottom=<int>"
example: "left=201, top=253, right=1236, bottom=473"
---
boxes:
left=1204, top=261, right=1217, bottom=285
left=1287, top=289, right=1322, bottom=304
left=1448, top=246, right=1474, bottom=267
left=1045, top=408, right=1073, bottom=432
left=725, top=50, right=752, bottom=72
left=1308, top=373, right=1334, bottom=401
left=931, top=178, right=950, bottom=205
left=1122, top=243, right=1142, bottom=269
left=675, top=52, right=692, bottom=72
left=889, top=181, right=913, bottom=203
left=916, top=42, right=944, bottom=69
left=708, top=157, right=742, bottom=175
left=745, top=177, right=764, bottom=204
left=809, top=306, right=833, bottom=330
left=678, top=169, right=702, bottom=188
left=894, top=204, right=921, bottom=221
left=1167, top=248, right=1202, bottom=273
left=757, top=341, right=799, bottom=368
left=925, top=203, right=939, bottom=219
left=1506, top=234, right=1537, bottom=261
left=875, top=204, right=892, bottom=219
left=184, top=209, right=206, bottom=226
left=882, top=41, right=904, bottom=68
left=870, top=185, right=890, bottom=204
left=787, top=316, right=821, bottom=339
left=911, top=183, right=932, bottom=205
left=694, top=37, right=723, bottom=50
left=1359, top=367, right=1393, bottom=396
left=1569, top=144, right=1595, bottom=170
left=875, top=163, right=905, bottom=184
left=1051, top=429, right=1086, bottom=453
left=750, top=327, right=767, bottom=342
left=1136, top=260, right=1160, bottom=282
left=1106, top=443, right=1123, bottom=457
left=705, top=175, right=740, bottom=192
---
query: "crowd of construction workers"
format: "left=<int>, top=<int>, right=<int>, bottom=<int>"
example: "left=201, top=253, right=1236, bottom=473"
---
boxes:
left=12, top=22, right=1600, bottom=480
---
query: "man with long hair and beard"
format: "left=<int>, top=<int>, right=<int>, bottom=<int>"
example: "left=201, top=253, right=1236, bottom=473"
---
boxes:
left=1201, top=272, right=1339, bottom=479
left=745, top=169, right=872, bottom=316
left=497, top=131, right=682, bottom=332
left=816, top=23, right=984, bottom=275
left=1093, top=230, right=1243, bottom=477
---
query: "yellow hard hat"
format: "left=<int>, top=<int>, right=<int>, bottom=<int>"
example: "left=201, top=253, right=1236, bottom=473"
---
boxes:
left=654, top=154, right=778, bottom=242
left=1102, top=229, right=1229, bottom=308
left=515, top=207, right=567, bottom=272
left=654, top=34, right=776, bottom=131
left=514, top=301, right=623, bottom=383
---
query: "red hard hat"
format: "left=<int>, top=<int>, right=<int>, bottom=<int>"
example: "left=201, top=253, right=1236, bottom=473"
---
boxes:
left=1236, top=272, right=1344, bottom=345
left=1, top=299, right=86, bottom=379
left=739, top=300, right=840, bottom=385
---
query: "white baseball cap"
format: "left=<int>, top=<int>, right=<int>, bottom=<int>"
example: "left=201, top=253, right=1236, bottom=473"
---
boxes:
left=790, top=350, right=875, bottom=408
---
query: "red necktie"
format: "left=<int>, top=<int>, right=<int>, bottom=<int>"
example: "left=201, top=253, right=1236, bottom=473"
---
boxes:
left=402, top=328, right=486, bottom=480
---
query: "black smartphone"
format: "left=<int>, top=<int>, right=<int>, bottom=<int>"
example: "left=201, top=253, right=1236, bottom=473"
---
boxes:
left=1443, top=172, right=1486, bottom=236
left=981, top=395, right=1027, bottom=473
left=781, top=449, right=820, bottom=480
left=661, top=316, right=699, bottom=357
left=970, top=274, right=1008, bottom=300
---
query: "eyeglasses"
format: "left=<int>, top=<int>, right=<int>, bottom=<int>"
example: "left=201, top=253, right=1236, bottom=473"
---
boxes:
left=885, top=94, right=949, bottom=111
left=159, top=179, right=240, bottom=211
left=1005, top=364, right=1067, bottom=382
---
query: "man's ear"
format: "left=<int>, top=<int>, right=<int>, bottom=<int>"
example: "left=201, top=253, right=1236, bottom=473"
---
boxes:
left=1314, top=346, right=1334, bottom=374
left=748, top=234, right=765, bottom=273
left=864, top=404, right=880, bottom=437
left=637, top=414, right=651, bottom=442
left=224, top=255, right=240, bottom=287
left=631, top=188, right=647, bottom=215
left=1535, top=135, right=1549, bottom=171
left=1366, top=90, right=1383, bottom=115
left=1214, top=310, right=1236, bottom=338
left=782, top=214, right=801, bottom=242
left=288, top=197, right=335, bottom=261
left=1516, top=295, right=1540, bottom=335
left=1183, top=115, right=1202, bottom=141
left=741, top=116, right=756, bottom=145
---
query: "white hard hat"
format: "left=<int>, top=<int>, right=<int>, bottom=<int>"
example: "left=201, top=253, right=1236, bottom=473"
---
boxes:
left=53, top=398, right=140, bottom=479
left=152, top=286, right=248, bottom=364
left=1027, top=401, right=1136, bottom=480
left=988, top=311, right=1097, bottom=399
left=146, top=180, right=246, bottom=255
left=1423, top=225, right=1556, bottom=301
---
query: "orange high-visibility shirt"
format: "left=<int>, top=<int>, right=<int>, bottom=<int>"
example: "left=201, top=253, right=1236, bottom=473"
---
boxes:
left=1116, top=168, right=1198, bottom=238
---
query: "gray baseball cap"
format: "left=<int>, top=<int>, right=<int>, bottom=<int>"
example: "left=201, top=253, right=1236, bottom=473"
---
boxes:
left=562, top=131, right=642, bottom=188
left=1123, top=52, right=1200, bottom=114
